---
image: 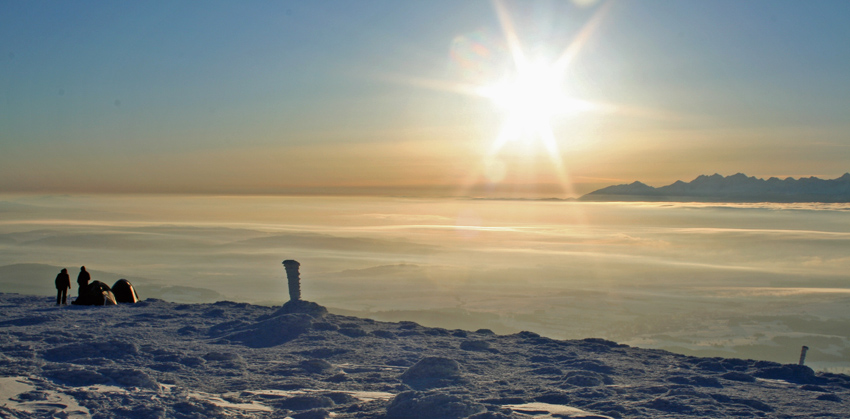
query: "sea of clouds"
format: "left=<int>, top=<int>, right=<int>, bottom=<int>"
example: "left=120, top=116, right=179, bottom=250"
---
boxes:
left=1, top=195, right=849, bottom=372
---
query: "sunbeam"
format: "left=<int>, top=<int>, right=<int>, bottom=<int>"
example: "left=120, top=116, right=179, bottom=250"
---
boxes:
left=466, top=0, right=612, bottom=197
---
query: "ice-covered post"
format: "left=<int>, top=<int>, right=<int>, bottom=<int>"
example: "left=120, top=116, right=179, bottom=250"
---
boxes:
left=799, top=345, right=809, bottom=366
left=282, top=260, right=301, bottom=302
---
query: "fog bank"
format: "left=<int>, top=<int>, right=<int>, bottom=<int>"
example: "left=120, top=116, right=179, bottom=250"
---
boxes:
left=1, top=195, right=849, bottom=372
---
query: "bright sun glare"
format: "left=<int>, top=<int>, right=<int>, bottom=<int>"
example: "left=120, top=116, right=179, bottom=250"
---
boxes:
left=464, top=1, right=611, bottom=195
left=481, top=63, right=565, bottom=134
left=393, top=0, right=611, bottom=196
left=478, top=61, right=594, bottom=141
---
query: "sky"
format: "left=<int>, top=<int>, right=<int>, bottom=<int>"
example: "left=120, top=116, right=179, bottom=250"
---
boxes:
left=2, top=0, right=850, bottom=198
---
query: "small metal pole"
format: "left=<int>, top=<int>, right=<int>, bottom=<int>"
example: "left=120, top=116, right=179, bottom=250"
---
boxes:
left=798, top=345, right=809, bottom=366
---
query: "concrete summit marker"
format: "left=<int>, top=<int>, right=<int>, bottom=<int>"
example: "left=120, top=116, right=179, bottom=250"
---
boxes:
left=282, top=259, right=301, bottom=302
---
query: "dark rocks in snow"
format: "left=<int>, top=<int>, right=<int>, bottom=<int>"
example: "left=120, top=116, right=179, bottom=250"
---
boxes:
left=529, top=355, right=553, bottom=363
left=533, top=392, right=572, bottom=404
left=397, top=321, right=419, bottom=329
left=203, top=351, right=242, bottom=362
left=299, top=359, right=335, bottom=374
left=577, top=338, right=625, bottom=353
left=41, top=364, right=158, bottom=389
left=480, top=396, right=528, bottom=405
left=641, top=396, right=699, bottom=414
left=460, top=339, right=491, bottom=351
left=720, top=357, right=751, bottom=371
left=370, top=330, right=396, bottom=339
left=272, top=395, right=335, bottom=411
left=43, top=340, right=140, bottom=362
left=708, top=393, right=774, bottom=412
left=178, top=356, right=204, bottom=367
left=297, top=347, right=351, bottom=359
left=101, top=368, right=159, bottom=389
left=733, top=398, right=774, bottom=413
left=817, top=393, right=842, bottom=402
left=563, top=370, right=613, bottom=387
left=753, top=363, right=822, bottom=384
left=1, top=293, right=850, bottom=418
left=385, top=391, right=485, bottom=419
left=528, top=366, right=563, bottom=376
left=220, top=313, right=314, bottom=348
left=720, top=371, right=756, bottom=382
left=422, top=327, right=450, bottom=336
left=400, top=356, right=464, bottom=389
left=176, top=325, right=200, bottom=336
left=563, top=359, right=614, bottom=374
left=203, top=307, right=227, bottom=318
left=324, top=373, right=349, bottom=383
left=666, top=374, right=722, bottom=388
left=276, top=299, right=328, bottom=318
left=324, top=392, right=357, bottom=404
left=337, top=324, right=368, bottom=338
left=43, top=365, right=110, bottom=386
left=292, top=408, right=331, bottom=419
left=467, top=412, right=525, bottom=419
left=172, top=400, right=225, bottom=417
left=695, top=360, right=726, bottom=372
left=312, top=321, right=339, bottom=331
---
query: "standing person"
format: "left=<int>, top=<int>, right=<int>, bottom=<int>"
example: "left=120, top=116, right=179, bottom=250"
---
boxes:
left=77, top=266, right=90, bottom=296
left=55, top=268, right=71, bottom=305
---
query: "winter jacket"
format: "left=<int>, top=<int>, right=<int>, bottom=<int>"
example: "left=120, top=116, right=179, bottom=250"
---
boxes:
left=55, top=271, right=71, bottom=290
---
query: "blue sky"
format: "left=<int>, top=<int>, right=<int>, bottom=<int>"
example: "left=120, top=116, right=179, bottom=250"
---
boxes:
left=2, top=0, right=849, bottom=196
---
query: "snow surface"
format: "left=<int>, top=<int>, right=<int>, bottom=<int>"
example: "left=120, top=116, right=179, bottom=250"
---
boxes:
left=0, top=293, right=848, bottom=418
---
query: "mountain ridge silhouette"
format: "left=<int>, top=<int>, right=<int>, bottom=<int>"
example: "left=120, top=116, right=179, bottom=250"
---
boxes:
left=581, top=173, right=850, bottom=202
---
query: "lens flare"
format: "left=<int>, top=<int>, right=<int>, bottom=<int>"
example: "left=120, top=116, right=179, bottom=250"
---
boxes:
left=377, top=0, right=614, bottom=198
left=467, top=0, right=613, bottom=197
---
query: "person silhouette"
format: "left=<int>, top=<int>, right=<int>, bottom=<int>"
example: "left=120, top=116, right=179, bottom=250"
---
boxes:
left=77, top=266, right=90, bottom=296
left=55, top=268, right=71, bottom=305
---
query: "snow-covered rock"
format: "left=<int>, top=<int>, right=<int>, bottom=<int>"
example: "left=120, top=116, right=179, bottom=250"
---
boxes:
left=1, top=293, right=848, bottom=418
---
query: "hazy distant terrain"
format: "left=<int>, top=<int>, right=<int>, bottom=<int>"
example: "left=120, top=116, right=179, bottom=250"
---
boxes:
left=581, top=173, right=850, bottom=202
left=1, top=194, right=849, bottom=374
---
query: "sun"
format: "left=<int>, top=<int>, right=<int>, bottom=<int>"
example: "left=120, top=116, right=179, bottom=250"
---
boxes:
left=384, top=0, right=611, bottom=196
left=475, top=0, right=609, bottom=153
left=478, top=61, right=593, bottom=142
left=480, top=63, right=564, bottom=135
left=473, top=51, right=593, bottom=193
left=450, top=1, right=612, bottom=197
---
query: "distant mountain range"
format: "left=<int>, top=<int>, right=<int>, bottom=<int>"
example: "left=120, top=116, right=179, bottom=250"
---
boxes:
left=581, top=173, right=850, bottom=203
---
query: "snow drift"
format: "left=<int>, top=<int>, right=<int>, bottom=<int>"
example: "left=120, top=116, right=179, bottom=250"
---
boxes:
left=0, top=292, right=848, bottom=418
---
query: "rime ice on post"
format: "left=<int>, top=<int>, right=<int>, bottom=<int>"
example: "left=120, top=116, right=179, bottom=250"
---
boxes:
left=276, top=260, right=326, bottom=317
left=282, top=260, right=301, bottom=302
left=799, top=345, right=809, bottom=366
